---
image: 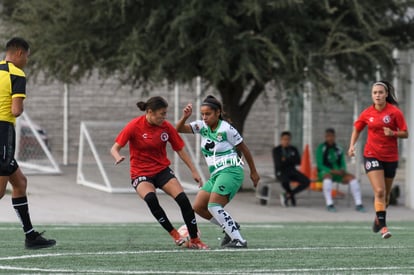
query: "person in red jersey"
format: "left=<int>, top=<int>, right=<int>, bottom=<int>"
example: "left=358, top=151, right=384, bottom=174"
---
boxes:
left=110, top=96, right=208, bottom=249
left=348, top=80, right=408, bottom=239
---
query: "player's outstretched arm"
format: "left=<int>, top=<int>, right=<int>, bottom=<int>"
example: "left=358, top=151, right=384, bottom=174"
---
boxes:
left=110, top=142, right=125, bottom=165
left=176, top=103, right=193, bottom=133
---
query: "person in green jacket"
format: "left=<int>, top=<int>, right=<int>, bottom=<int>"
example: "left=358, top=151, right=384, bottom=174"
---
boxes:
left=315, top=128, right=365, bottom=212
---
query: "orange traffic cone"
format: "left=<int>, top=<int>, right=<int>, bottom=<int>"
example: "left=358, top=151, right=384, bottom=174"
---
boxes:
left=300, top=144, right=312, bottom=179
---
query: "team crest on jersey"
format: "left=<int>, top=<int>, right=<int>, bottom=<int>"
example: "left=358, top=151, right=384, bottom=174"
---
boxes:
left=369, top=117, right=374, bottom=122
left=216, top=133, right=223, bottom=142
left=383, top=115, right=391, bottom=124
left=160, top=132, right=169, bottom=141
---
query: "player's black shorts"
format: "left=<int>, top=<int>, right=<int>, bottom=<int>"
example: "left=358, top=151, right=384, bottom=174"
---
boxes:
left=364, top=157, right=398, bottom=178
left=0, top=121, right=19, bottom=176
left=131, top=167, right=176, bottom=190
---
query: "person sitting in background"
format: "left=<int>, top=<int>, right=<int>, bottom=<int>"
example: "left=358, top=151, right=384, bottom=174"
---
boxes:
left=272, top=131, right=310, bottom=207
left=315, top=128, right=366, bottom=212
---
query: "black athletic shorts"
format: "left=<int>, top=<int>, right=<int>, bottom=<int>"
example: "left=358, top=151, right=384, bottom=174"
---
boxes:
left=364, top=157, right=398, bottom=178
left=0, top=121, right=19, bottom=176
left=130, top=167, right=176, bottom=190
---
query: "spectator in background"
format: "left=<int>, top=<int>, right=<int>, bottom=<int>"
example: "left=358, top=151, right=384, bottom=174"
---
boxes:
left=272, top=131, right=310, bottom=207
left=316, top=128, right=365, bottom=213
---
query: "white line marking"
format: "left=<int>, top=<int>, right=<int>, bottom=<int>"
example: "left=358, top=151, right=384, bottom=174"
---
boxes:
left=0, top=264, right=413, bottom=274
left=0, top=246, right=405, bottom=261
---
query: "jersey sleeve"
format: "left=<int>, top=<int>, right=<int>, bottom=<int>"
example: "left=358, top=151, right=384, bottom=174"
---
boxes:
left=9, top=63, right=27, bottom=98
left=395, top=108, right=408, bottom=131
left=226, top=123, right=243, bottom=146
left=354, top=109, right=368, bottom=132
left=315, top=144, right=330, bottom=175
left=11, top=75, right=26, bottom=98
left=189, top=120, right=204, bottom=134
left=115, top=122, right=132, bottom=147
left=339, top=146, right=347, bottom=171
left=166, top=121, right=185, bottom=151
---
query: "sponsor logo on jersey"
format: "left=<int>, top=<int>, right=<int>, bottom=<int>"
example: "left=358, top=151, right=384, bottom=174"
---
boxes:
left=160, top=132, right=169, bottom=141
left=142, top=133, right=148, bottom=138
left=369, top=117, right=374, bottom=122
left=383, top=115, right=391, bottom=124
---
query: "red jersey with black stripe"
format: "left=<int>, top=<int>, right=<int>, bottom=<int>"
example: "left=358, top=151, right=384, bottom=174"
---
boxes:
left=354, top=103, right=407, bottom=162
left=115, top=116, right=185, bottom=178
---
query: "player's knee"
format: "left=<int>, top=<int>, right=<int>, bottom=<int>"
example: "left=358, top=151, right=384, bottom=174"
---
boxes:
left=193, top=200, right=206, bottom=216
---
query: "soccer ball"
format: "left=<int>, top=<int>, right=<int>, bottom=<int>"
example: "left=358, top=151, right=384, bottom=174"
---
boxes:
left=177, top=224, right=201, bottom=246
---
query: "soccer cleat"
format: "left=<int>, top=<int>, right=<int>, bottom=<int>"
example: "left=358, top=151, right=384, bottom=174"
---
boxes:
left=372, top=217, right=381, bottom=233
left=222, top=239, right=247, bottom=249
left=280, top=193, right=288, bottom=207
left=221, top=222, right=240, bottom=247
left=326, top=204, right=337, bottom=212
left=355, top=205, right=366, bottom=213
left=381, top=227, right=392, bottom=239
left=25, top=231, right=56, bottom=250
left=187, top=237, right=209, bottom=250
left=170, top=229, right=186, bottom=246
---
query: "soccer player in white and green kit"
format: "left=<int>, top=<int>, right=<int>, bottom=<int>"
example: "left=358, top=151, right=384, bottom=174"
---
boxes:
left=176, top=95, right=260, bottom=248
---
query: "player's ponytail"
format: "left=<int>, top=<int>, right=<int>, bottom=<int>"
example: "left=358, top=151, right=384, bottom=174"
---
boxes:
left=373, top=80, right=398, bottom=106
left=137, top=96, right=168, bottom=112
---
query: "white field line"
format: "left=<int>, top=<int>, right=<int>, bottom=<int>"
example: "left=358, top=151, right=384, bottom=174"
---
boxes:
left=0, top=264, right=413, bottom=274
left=0, top=246, right=407, bottom=261
left=0, top=224, right=409, bottom=231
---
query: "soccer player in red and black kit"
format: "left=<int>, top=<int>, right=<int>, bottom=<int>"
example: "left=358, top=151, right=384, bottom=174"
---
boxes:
left=348, top=80, right=408, bottom=239
left=110, top=96, right=208, bottom=249
left=0, top=37, right=56, bottom=249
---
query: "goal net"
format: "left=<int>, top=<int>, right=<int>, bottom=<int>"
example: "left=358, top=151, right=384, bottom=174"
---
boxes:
left=15, top=112, right=61, bottom=174
left=76, top=121, right=205, bottom=193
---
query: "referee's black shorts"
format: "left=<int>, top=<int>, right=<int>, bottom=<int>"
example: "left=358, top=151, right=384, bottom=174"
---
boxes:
left=0, top=121, right=19, bottom=176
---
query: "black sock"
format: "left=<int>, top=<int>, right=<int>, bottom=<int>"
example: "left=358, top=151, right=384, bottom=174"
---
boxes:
left=144, top=192, right=174, bottom=233
left=12, top=196, right=35, bottom=239
left=376, top=211, right=387, bottom=228
left=175, top=192, right=198, bottom=239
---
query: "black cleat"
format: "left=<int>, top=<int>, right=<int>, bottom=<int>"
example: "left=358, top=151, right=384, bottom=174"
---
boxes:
left=221, top=222, right=240, bottom=247
left=222, top=239, right=247, bottom=249
left=25, top=231, right=56, bottom=250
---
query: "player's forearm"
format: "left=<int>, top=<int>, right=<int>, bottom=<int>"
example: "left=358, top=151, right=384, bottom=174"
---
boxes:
left=177, top=148, right=197, bottom=174
left=238, top=143, right=258, bottom=174
left=110, top=143, right=123, bottom=162
left=176, top=117, right=188, bottom=133
left=350, top=128, right=361, bottom=147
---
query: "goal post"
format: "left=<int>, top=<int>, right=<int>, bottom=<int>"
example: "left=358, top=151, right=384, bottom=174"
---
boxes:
left=15, top=112, right=61, bottom=174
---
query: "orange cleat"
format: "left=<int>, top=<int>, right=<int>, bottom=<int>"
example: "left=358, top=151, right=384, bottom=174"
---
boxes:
left=187, top=237, right=209, bottom=250
left=170, top=229, right=186, bottom=246
left=381, top=227, right=392, bottom=239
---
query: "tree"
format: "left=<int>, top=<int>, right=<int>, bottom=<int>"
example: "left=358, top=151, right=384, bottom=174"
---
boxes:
left=2, top=0, right=414, bottom=134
